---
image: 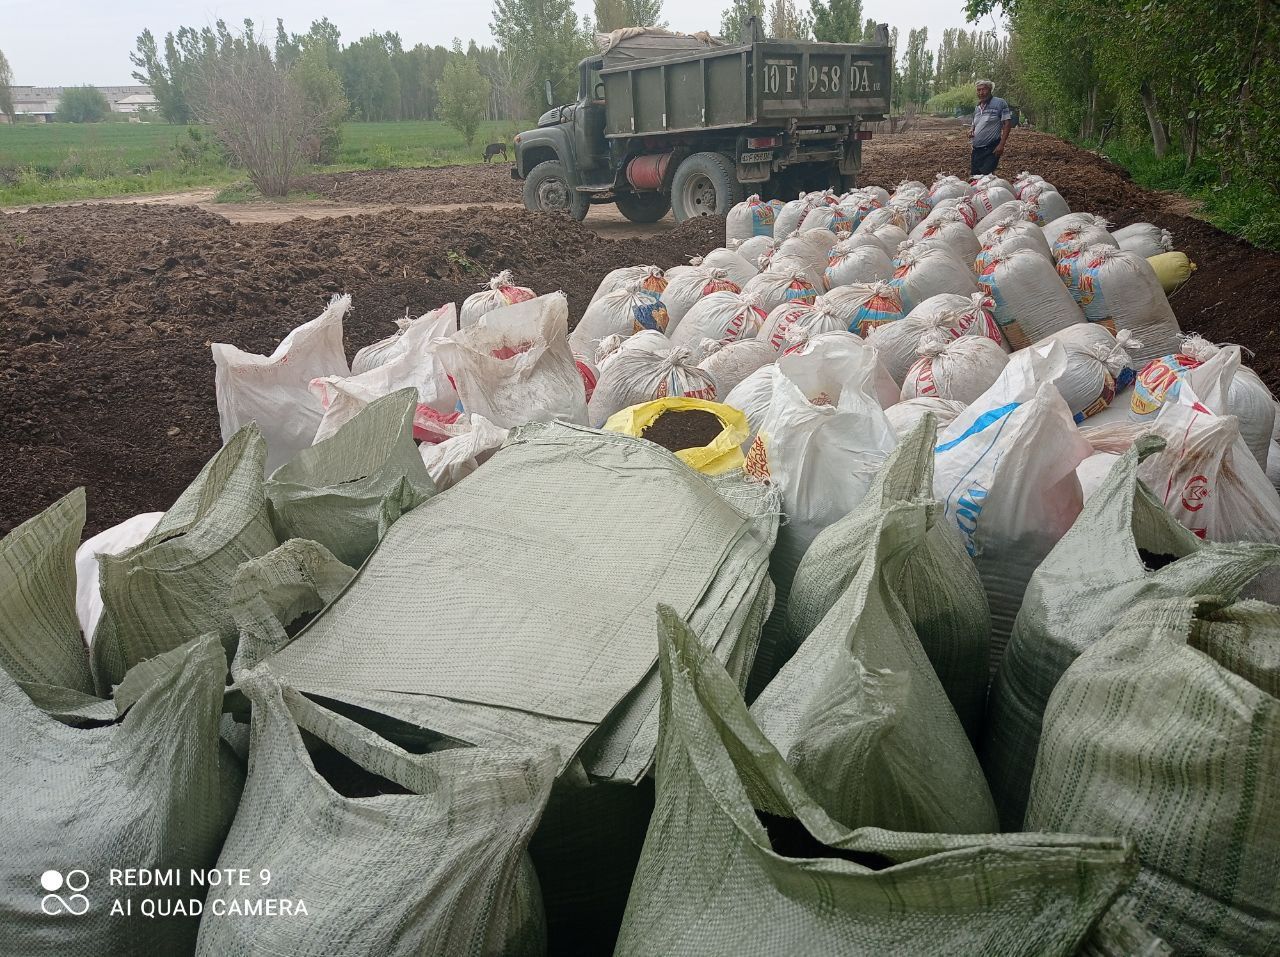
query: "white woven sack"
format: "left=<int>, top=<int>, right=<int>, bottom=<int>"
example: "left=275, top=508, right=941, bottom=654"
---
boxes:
left=1113, top=222, right=1174, bottom=258
left=311, top=305, right=459, bottom=443
left=858, top=205, right=909, bottom=234
left=890, top=244, right=979, bottom=312
left=741, top=266, right=820, bottom=314
left=696, top=339, right=777, bottom=397
left=773, top=196, right=812, bottom=239
left=972, top=174, right=1013, bottom=192
left=731, top=235, right=777, bottom=266
left=212, top=294, right=351, bottom=474
left=911, top=214, right=981, bottom=267
left=669, top=291, right=768, bottom=350
left=660, top=266, right=740, bottom=332
left=866, top=292, right=1002, bottom=384
left=1019, top=184, right=1070, bottom=224
left=969, top=185, right=1016, bottom=217
left=699, top=248, right=758, bottom=288
left=780, top=331, right=900, bottom=410
left=460, top=270, right=536, bottom=329
left=1041, top=324, right=1139, bottom=422
left=975, top=200, right=1039, bottom=238
left=726, top=195, right=777, bottom=244
left=586, top=346, right=716, bottom=426
left=353, top=303, right=458, bottom=374
left=757, top=298, right=847, bottom=355
left=589, top=265, right=666, bottom=306
left=861, top=185, right=891, bottom=206
left=824, top=241, right=893, bottom=290
left=885, top=396, right=968, bottom=436
left=1068, top=246, right=1181, bottom=364
left=976, top=220, right=1053, bottom=263
left=595, top=328, right=671, bottom=372
left=570, top=281, right=671, bottom=356
left=777, top=229, right=838, bottom=272
left=1050, top=222, right=1116, bottom=259
left=75, top=511, right=164, bottom=645
left=863, top=222, right=909, bottom=256
left=1040, top=212, right=1103, bottom=248
left=1075, top=451, right=1119, bottom=502
left=934, top=341, right=1092, bottom=666
left=434, top=292, right=588, bottom=429
left=888, top=197, right=929, bottom=232
left=901, top=331, right=1009, bottom=404
left=419, top=414, right=509, bottom=491
left=926, top=173, right=973, bottom=206
left=977, top=247, right=1084, bottom=350
left=1012, top=171, right=1045, bottom=196
left=930, top=196, right=979, bottom=227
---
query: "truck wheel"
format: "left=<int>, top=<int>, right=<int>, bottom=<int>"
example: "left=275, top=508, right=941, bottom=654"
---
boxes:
left=615, top=191, right=671, bottom=224
left=671, top=153, right=744, bottom=221
left=523, top=160, right=589, bottom=221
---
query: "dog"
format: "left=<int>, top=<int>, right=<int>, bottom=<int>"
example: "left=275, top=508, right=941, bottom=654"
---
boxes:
left=482, top=143, right=508, bottom=164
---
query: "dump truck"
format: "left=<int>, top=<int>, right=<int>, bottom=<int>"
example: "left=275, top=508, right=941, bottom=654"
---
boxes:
left=512, top=19, right=893, bottom=223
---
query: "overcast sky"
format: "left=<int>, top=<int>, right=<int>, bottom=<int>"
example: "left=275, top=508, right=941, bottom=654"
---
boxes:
left=1, top=0, right=997, bottom=86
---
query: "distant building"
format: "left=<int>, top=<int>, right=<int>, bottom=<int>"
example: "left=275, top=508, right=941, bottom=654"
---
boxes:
left=2, top=85, right=156, bottom=122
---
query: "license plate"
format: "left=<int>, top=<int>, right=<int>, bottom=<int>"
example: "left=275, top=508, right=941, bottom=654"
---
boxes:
left=740, top=151, right=773, bottom=164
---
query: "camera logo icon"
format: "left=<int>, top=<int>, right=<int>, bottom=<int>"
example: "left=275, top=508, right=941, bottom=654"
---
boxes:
left=40, top=869, right=90, bottom=916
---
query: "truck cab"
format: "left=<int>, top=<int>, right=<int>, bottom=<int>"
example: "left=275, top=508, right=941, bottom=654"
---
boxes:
left=512, top=20, right=892, bottom=224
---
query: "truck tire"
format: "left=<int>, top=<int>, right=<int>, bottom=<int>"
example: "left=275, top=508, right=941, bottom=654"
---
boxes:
left=615, top=191, right=671, bottom=224
left=523, top=160, right=589, bottom=221
left=670, top=152, right=744, bottom=221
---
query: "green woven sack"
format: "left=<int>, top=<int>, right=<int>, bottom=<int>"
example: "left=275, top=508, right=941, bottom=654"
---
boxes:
left=196, top=674, right=554, bottom=956
left=614, top=606, right=1138, bottom=957
left=266, top=389, right=436, bottom=568
left=0, top=634, right=232, bottom=956
left=0, top=488, right=93, bottom=694
left=92, top=425, right=278, bottom=694
left=1025, top=595, right=1280, bottom=957
left=983, top=435, right=1280, bottom=829
left=786, top=414, right=991, bottom=741
left=751, top=496, right=997, bottom=834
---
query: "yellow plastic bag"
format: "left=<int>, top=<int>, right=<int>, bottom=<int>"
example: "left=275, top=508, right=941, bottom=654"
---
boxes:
left=604, top=398, right=749, bottom=475
left=1147, top=251, right=1196, bottom=295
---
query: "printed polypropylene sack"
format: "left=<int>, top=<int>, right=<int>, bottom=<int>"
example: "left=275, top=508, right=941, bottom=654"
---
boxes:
left=799, top=205, right=844, bottom=233
left=885, top=396, right=968, bottom=436
left=974, top=200, right=1040, bottom=238
left=1112, top=222, right=1174, bottom=258
left=2, top=634, right=233, bottom=956
left=1018, top=182, right=1071, bottom=224
left=419, top=414, right=509, bottom=491
left=864, top=221, right=910, bottom=256
left=570, top=282, right=671, bottom=356
left=586, top=345, right=717, bottom=426
left=927, top=173, right=974, bottom=206
left=741, top=266, right=819, bottom=314
left=977, top=247, right=1084, bottom=350
left=310, top=303, right=459, bottom=443
left=614, top=605, right=1139, bottom=957
left=732, top=235, right=777, bottom=267
left=589, top=265, right=667, bottom=306
left=266, top=390, right=436, bottom=568
left=1042, top=212, right=1108, bottom=248
left=818, top=280, right=908, bottom=337
left=434, top=292, right=589, bottom=429
left=195, top=674, right=554, bottom=957
left=968, top=185, right=1016, bottom=216
left=976, top=219, right=1053, bottom=266
left=696, top=339, right=776, bottom=397
left=823, top=239, right=893, bottom=290
left=1012, top=171, right=1045, bottom=196
left=772, top=196, right=812, bottom=239
left=0, top=489, right=94, bottom=693
left=698, top=248, right=759, bottom=289
left=1042, top=323, right=1140, bottom=422
left=889, top=244, right=979, bottom=313
left=91, top=426, right=278, bottom=694
left=776, top=229, right=838, bottom=273
left=753, top=491, right=997, bottom=832
left=982, top=434, right=1280, bottom=829
left=1051, top=222, right=1117, bottom=260
left=212, top=294, right=351, bottom=474
left=858, top=204, right=909, bottom=235
left=595, top=329, right=671, bottom=371
left=727, top=194, right=778, bottom=244
left=660, top=266, right=741, bottom=330
left=756, top=298, right=846, bottom=355
left=1024, top=595, right=1280, bottom=957
left=353, top=303, right=458, bottom=374
left=1059, top=246, right=1181, bottom=364
left=933, top=342, right=1092, bottom=670
left=75, top=510, right=163, bottom=646
left=867, top=292, right=1004, bottom=384
left=910, top=204, right=980, bottom=253
left=459, top=270, right=536, bottom=329
left=668, top=291, right=767, bottom=351
left=785, top=416, right=993, bottom=743
left=901, top=332, right=1010, bottom=404
left=972, top=173, right=1013, bottom=191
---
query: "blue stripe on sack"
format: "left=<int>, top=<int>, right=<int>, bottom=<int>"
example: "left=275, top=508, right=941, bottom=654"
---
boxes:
left=935, top=401, right=1022, bottom=453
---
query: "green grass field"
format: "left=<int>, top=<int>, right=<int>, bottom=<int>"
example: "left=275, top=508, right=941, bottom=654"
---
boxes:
left=0, top=119, right=525, bottom=206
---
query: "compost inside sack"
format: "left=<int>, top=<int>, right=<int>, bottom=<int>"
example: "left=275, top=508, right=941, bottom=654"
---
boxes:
left=639, top=409, right=725, bottom=453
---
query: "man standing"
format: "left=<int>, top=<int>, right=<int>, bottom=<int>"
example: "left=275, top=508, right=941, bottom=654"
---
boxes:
left=969, top=79, right=1012, bottom=176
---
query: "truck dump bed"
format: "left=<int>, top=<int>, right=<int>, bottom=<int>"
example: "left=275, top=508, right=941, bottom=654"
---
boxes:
left=599, top=39, right=892, bottom=138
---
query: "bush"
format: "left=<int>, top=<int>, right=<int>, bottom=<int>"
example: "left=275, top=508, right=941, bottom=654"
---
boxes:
left=437, top=52, right=490, bottom=148
left=57, top=86, right=111, bottom=123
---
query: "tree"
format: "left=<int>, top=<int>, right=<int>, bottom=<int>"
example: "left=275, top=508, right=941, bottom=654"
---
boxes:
left=0, top=49, right=14, bottom=122
left=810, top=0, right=862, bottom=43
left=721, top=0, right=765, bottom=41
left=438, top=43, right=492, bottom=146
left=341, top=33, right=402, bottom=120
left=485, top=47, right=536, bottom=122
left=57, top=86, right=111, bottom=123
left=624, top=0, right=666, bottom=27
left=768, top=0, right=810, bottom=38
left=491, top=0, right=593, bottom=115
left=293, top=47, right=348, bottom=162
left=594, top=0, right=630, bottom=32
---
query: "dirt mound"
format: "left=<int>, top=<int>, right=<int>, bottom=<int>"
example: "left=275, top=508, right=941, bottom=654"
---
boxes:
left=0, top=204, right=721, bottom=536
left=862, top=124, right=1280, bottom=387
left=295, top=164, right=522, bottom=206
